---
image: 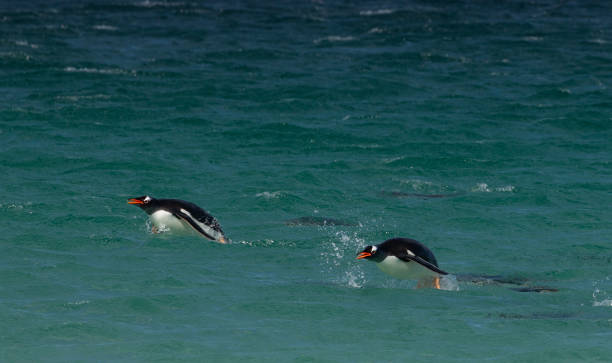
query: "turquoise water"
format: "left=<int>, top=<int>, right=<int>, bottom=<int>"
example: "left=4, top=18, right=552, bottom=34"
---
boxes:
left=2, top=0, right=611, bottom=361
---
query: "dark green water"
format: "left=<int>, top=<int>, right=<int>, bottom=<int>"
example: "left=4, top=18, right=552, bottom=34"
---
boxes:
left=1, top=1, right=611, bottom=361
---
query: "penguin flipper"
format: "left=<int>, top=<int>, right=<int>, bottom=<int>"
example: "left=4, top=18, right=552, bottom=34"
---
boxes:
left=397, top=252, right=449, bottom=275
left=173, top=209, right=217, bottom=241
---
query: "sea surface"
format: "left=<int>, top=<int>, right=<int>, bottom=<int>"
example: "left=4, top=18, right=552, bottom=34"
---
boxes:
left=1, top=0, right=611, bottom=361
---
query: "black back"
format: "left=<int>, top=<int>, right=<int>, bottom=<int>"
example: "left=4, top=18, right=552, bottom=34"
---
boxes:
left=378, top=237, right=440, bottom=267
left=141, top=197, right=224, bottom=234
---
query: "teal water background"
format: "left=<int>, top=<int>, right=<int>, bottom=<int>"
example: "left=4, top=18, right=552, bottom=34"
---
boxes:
left=1, top=1, right=611, bottom=361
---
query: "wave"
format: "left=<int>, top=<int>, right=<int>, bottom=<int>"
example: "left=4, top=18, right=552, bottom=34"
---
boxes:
left=588, top=38, right=608, bottom=45
left=133, top=0, right=186, bottom=8
left=359, top=9, right=395, bottom=16
left=472, top=183, right=515, bottom=193
left=14, top=40, right=39, bottom=49
left=255, top=191, right=283, bottom=199
left=313, top=36, right=356, bottom=45
left=56, top=94, right=111, bottom=102
left=63, top=67, right=135, bottom=75
left=0, top=202, right=33, bottom=214
left=65, top=300, right=90, bottom=307
left=92, top=25, right=118, bottom=31
left=522, top=36, right=543, bottom=42
left=0, top=51, right=31, bottom=61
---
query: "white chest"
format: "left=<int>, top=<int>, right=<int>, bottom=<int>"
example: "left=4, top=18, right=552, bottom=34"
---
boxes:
left=377, top=256, right=438, bottom=280
left=150, top=210, right=188, bottom=231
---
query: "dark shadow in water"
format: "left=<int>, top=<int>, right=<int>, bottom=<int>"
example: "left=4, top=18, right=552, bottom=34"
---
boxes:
left=285, top=216, right=358, bottom=227
left=509, top=287, right=559, bottom=293
left=456, top=274, right=559, bottom=293
left=379, top=191, right=465, bottom=199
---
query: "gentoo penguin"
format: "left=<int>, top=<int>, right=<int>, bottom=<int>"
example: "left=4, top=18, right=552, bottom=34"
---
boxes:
left=357, top=237, right=448, bottom=289
left=128, top=195, right=228, bottom=244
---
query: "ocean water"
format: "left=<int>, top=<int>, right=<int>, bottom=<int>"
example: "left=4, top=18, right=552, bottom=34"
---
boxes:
left=1, top=0, right=611, bottom=361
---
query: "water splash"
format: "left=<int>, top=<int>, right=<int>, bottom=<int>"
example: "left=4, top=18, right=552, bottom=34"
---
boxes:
left=472, top=183, right=515, bottom=193
left=320, top=230, right=367, bottom=288
left=320, top=229, right=459, bottom=291
left=592, top=277, right=611, bottom=307
left=255, top=191, right=283, bottom=199
left=439, top=274, right=460, bottom=291
left=144, top=219, right=169, bottom=234
left=0, top=201, right=33, bottom=214
left=399, top=178, right=434, bottom=189
left=66, top=300, right=90, bottom=307
left=238, top=239, right=288, bottom=248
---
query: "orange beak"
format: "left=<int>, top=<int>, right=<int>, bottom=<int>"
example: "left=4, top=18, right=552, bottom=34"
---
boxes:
left=127, top=198, right=144, bottom=204
left=356, top=252, right=371, bottom=259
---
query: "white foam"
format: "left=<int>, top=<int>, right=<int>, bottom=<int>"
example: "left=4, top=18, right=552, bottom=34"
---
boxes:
left=399, top=178, right=434, bottom=188
left=593, top=299, right=612, bottom=307
left=359, top=9, right=395, bottom=16
left=64, top=66, right=135, bottom=75
left=473, top=183, right=491, bottom=192
left=255, top=191, right=283, bottom=199
left=472, top=183, right=515, bottom=193
left=439, top=275, right=460, bottom=291
left=368, top=27, right=385, bottom=34
left=351, top=143, right=381, bottom=150
left=15, top=40, right=39, bottom=49
left=93, top=25, right=118, bottom=31
left=592, top=278, right=611, bottom=306
left=0, top=52, right=31, bottom=61
left=45, top=24, right=68, bottom=30
left=382, top=156, right=405, bottom=164
left=56, top=94, right=110, bottom=102
left=134, top=0, right=185, bottom=7
left=522, top=36, right=543, bottom=42
left=66, top=300, right=90, bottom=306
left=238, top=239, right=289, bottom=248
left=588, top=38, right=608, bottom=45
left=1, top=202, right=32, bottom=214
left=313, top=36, right=356, bottom=45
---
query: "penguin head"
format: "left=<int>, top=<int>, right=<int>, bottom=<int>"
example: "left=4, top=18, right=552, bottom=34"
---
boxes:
left=356, top=245, right=384, bottom=261
left=127, top=195, right=156, bottom=212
